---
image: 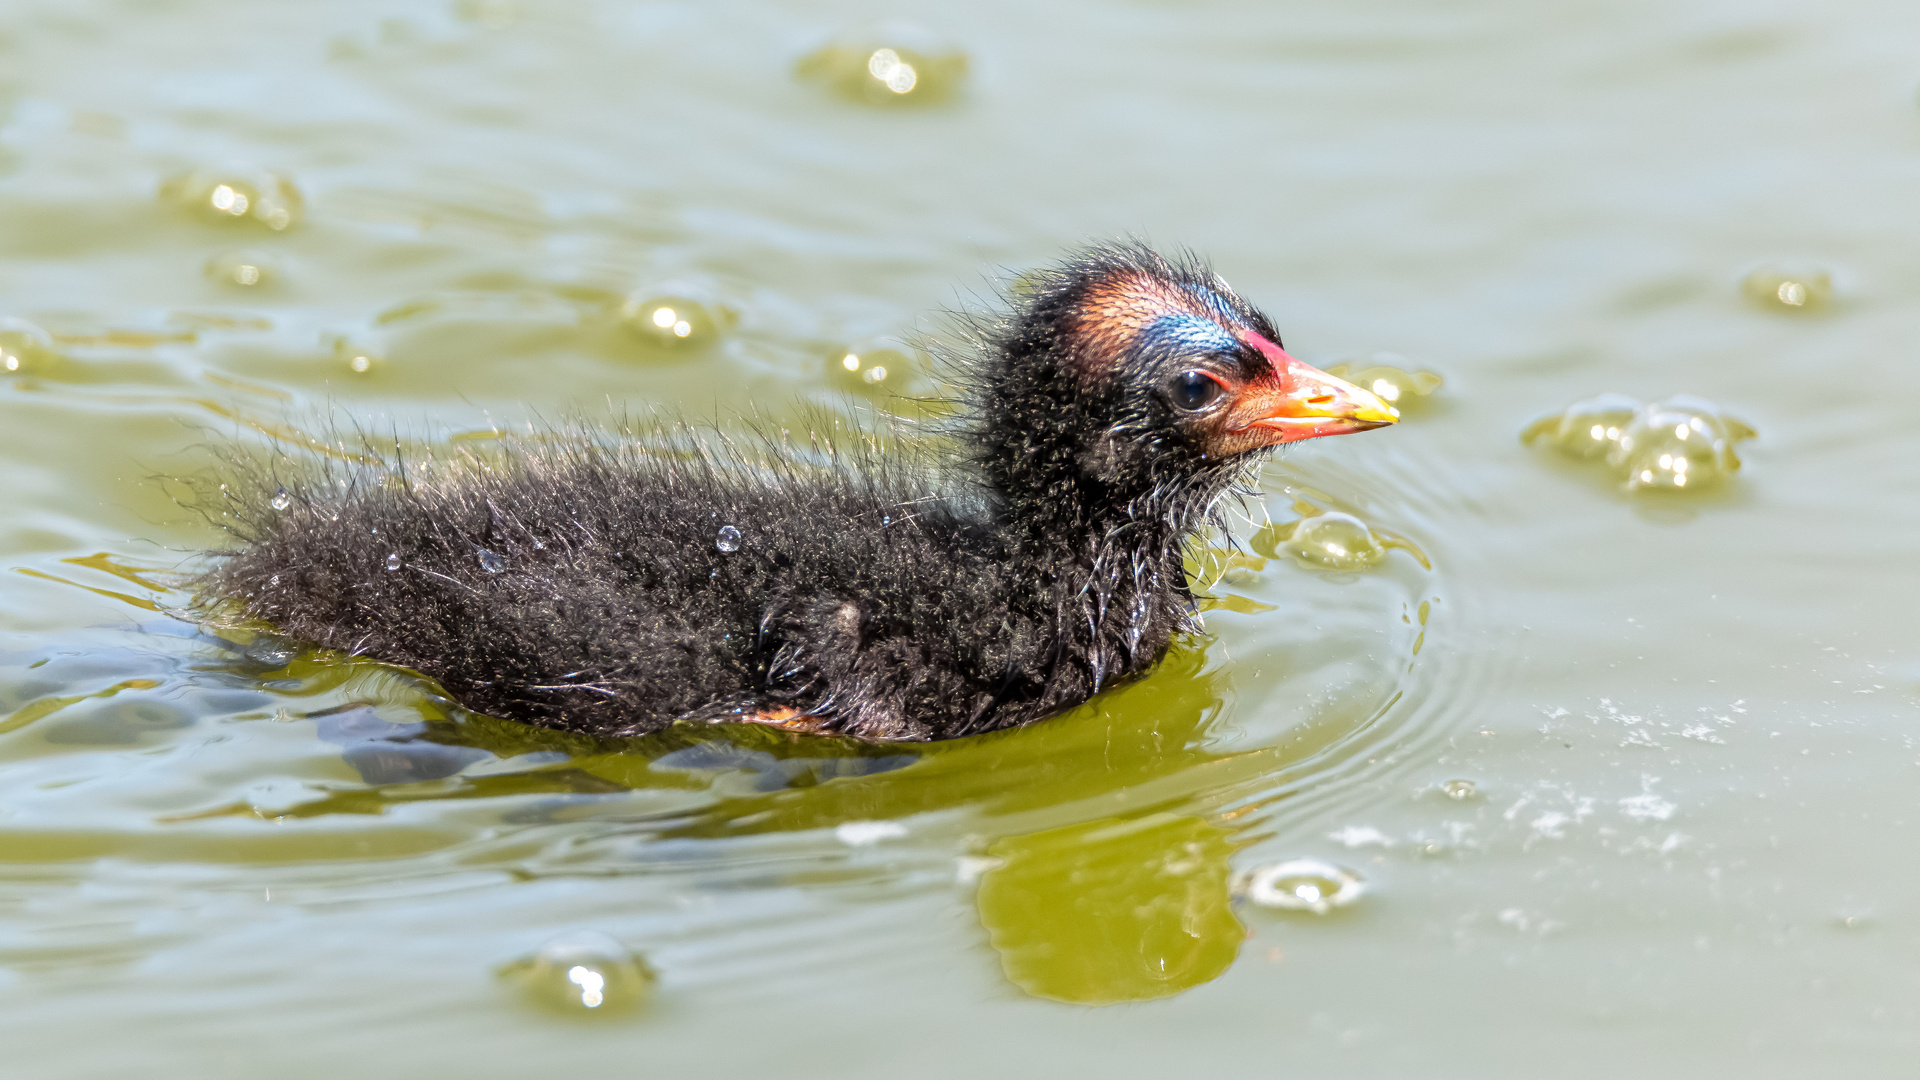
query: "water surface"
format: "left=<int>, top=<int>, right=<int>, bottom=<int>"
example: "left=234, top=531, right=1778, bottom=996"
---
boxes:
left=2, top=0, right=1917, bottom=1075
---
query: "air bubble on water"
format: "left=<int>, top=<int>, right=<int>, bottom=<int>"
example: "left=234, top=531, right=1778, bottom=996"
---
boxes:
left=715, top=525, right=741, bottom=553
left=1740, top=263, right=1833, bottom=313
left=1324, top=354, right=1444, bottom=413
left=1235, top=859, right=1364, bottom=915
left=497, top=930, right=654, bottom=1015
left=330, top=338, right=383, bottom=374
left=0, top=317, right=57, bottom=375
left=1524, top=393, right=1755, bottom=494
left=159, top=168, right=304, bottom=231
left=385, top=553, right=401, bottom=571
left=1254, top=507, right=1428, bottom=573
left=1278, top=512, right=1384, bottom=570
left=1521, top=392, right=1642, bottom=461
left=619, top=294, right=723, bottom=352
left=1615, top=397, right=1754, bottom=492
left=825, top=344, right=939, bottom=412
left=796, top=29, right=968, bottom=106
left=1442, top=778, right=1478, bottom=801
left=270, top=489, right=292, bottom=511
left=476, top=548, right=506, bottom=573
left=204, top=250, right=276, bottom=289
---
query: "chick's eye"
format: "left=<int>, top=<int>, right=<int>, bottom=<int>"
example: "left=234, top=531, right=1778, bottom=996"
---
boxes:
left=1167, top=369, right=1226, bottom=412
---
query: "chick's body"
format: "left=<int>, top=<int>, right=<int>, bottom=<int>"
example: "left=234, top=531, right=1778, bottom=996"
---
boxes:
left=201, top=244, right=1397, bottom=742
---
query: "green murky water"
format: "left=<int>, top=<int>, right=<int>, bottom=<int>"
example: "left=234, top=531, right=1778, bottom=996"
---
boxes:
left=3, top=1, right=1917, bottom=1074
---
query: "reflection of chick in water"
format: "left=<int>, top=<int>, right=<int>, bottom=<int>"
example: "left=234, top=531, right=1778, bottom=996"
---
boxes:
left=271, top=627, right=1326, bottom=1005
left=976, top=812, right=1241, bottom=1005
left=556, top=642, right=1253, bottom=1004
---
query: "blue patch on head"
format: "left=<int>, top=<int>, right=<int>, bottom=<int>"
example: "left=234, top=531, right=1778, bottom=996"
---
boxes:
left=1141, top=313, right=1240, bottom=359
left=1176, top=281, right=1241, bottom=319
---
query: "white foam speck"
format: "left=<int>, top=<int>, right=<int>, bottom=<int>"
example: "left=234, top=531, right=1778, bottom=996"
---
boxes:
left=1620, top=778, right=1676, bottom=821
left=835, top=820, right=908, bottom=846
left=1529, top=811, right=1570, bottom=838
left=953, top=855, right=1004, bottom=884
left=1327, top=825, right=1393, bottom=848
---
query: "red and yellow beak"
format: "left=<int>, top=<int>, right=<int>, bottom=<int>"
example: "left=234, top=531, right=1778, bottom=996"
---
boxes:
left=1226, top=335, right=1399, bottom=446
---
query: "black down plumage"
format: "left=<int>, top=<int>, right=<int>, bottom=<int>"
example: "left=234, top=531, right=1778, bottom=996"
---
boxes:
left=196, top=243, right=1338, bottom=741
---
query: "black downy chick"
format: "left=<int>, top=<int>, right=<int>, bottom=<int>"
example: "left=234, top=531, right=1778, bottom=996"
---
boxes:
left=199, top=244, right=1398, bottom=742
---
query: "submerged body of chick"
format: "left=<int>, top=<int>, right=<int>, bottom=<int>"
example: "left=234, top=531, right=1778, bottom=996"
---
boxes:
left=200, top=243, right=1396, bottom=742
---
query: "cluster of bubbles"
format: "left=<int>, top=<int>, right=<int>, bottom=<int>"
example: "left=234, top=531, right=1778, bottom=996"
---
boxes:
left=497, top=930, right=655, bottom=1015
left=1252, top=504, right=1425, bottom=573
left=1523, top=393, right=1756, bottom=492
left=160, top=168, right=305, bottom=232
left=1234, top=859, right=1365, bottom=915
left=795, top=32, right=968, bottom=105
left=0, top=317, right=58, bottom=376
left=1740, top=263, right=1833, bottom=313
left=620, top=294, right=725, bottom=352
left=1323, top=354, right=1445, bottom=414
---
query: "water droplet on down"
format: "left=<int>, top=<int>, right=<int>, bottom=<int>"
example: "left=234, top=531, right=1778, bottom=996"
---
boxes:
left=715, top=525, right=741, bottom=553
left=384, top=553, right=401, bottom=571
left=270, top=489, right=292, bottom=511
left=497, top=930, right=655, bottom=1015
left=476, top=549, right=506, bottom=573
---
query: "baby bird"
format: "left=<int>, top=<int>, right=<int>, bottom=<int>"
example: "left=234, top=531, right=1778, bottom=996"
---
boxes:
left=201, top=244, right=1397, bottom=742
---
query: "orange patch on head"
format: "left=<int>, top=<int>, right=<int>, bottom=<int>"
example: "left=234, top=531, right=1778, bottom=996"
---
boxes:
left=1065, top=271, right=1244, bottom=382
left=1079, top=272, right=1195, bottom=337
